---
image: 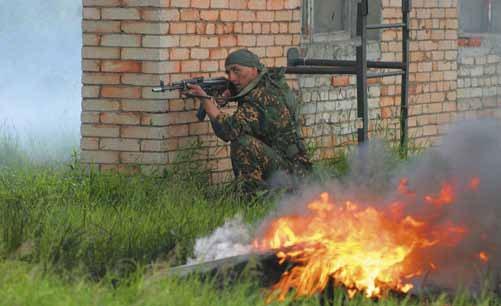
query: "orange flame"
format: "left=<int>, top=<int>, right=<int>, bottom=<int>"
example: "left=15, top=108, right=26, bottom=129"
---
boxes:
left=469, top=177, right=480, bottom=191
left=479, top=251, right=489, bottom=263
left=254, top=179, right=474, bottom=302
left=398, top=178, right=416, bottom=196
left=424, top=182, right=455, bottom=207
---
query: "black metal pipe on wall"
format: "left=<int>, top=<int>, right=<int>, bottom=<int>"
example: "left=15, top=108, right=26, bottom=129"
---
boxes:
left=288, top=58, right=404, bottom=70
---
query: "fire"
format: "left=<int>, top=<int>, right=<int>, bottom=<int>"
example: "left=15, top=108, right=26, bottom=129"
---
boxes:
left=424, top=182, right=454, bottom=207
left=479, top=251, right=489, bottom=263
left=469, top=177, right=480, bottom=191
left=398, top=178, right=415, bottom=196
left=253, top=177, right=481, bottom=301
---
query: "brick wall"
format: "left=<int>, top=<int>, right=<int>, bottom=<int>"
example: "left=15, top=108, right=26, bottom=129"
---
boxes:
left=81, top=0, right=500, bottom=178
left=297, top=41, right=382, bottom=160
left=295, top=0, right=460, bottom=157
left=380, top=0, right=459, bottom=148
left=81, top=0, right=301, bottom=181
left=457, top=36, right=501, bottom=120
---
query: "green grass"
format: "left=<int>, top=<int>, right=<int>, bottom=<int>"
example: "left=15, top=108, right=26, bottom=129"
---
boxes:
left=0, top=260, right=499, bottom=306
left=0, top=156, right=273, bottom=277
left=0, top=129, right=500, bottom=305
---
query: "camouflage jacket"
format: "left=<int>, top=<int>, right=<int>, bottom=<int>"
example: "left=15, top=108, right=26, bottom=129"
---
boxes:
left=211, top=70, right=309, bottom=165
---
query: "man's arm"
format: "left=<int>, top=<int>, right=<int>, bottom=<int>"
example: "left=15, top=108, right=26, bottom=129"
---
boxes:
left=184, top=84, right=259, bottom=142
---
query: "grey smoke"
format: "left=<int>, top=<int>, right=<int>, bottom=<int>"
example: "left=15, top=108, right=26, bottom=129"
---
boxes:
left=0, top=0, right=82, bottom=161
left=391, top=119, right=501, bottom=291
left=254, top=119, right=501, bottom=292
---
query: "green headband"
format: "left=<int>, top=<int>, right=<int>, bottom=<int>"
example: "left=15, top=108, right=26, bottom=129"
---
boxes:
left=225, top=49, right=264, bottom=70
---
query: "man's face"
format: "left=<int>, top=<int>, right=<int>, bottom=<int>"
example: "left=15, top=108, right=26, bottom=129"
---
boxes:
left=225, top=64, right=259, bottom=91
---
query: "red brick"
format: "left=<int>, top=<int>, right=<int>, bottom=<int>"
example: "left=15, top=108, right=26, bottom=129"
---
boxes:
left=170, top=23, right=187, bottom=34
left=468, top=37, right=482, bottom=47
left=252, top=23, right=261, bottom=34
left=267, top=0, right=283, bottom=9
left=206, top=23, right=216, bottom=34
left=101, top=86, right=141, bottom=99
left=331, top=76, right=350, bottom=87
left=229, top=0, right=247, bottom=9
left=209, top=48, right=228, bottom=59
left=279, top=22, right=288, bottom=33
left=195, top=22, right=207, bottom=34
left=170, top=48, right=190, bottom=60
left=102, top=60, right=141, bottom=72
left=242, top=23, right=252, bottom=34
left=220, top=35, right=237, bottom=47
left=221, top=10, right=237, bottom=21
left=181, top=60, right=200, bottom=72
left=223, top=23, right=234, bottom=34
left=192, top=0, right=210, bottom=8
left=180, top=9, right=200, bottom=21
left=200, top=10, right=219, bottom=21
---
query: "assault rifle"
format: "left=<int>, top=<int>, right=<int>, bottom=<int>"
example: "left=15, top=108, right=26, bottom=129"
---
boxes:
left=152, top=77, right=232, bottom=121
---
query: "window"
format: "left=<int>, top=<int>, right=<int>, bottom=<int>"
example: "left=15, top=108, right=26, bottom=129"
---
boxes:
left=460, top=0, right=501, bottom=33
left=302, top=0, right=381, bottom=41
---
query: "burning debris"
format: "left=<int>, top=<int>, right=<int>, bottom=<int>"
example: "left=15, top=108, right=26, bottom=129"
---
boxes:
left=181, top=120, right=501, bottom=302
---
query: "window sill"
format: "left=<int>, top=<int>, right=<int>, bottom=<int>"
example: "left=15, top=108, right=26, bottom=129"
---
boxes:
left=459, top=32, right=501, bottom=38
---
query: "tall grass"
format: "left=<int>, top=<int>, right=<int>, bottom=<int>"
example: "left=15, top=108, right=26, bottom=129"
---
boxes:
left=1, top=128, right=499, bottom=305
left=0, top=128, right=274, bottom=280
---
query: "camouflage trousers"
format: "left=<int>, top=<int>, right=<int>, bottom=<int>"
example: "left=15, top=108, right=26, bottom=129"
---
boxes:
left=230, top=134, right=311, bottom=197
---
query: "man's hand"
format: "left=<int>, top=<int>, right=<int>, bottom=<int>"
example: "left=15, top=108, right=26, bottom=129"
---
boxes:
left=182, top=83, right=208, bottom=98
left=184, top=84, right=221, bottom=120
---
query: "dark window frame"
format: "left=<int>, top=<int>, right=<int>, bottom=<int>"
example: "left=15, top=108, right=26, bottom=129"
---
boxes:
left=301, top=0, right=381, bottom=42
left=459, top=0, right=501, bottom=34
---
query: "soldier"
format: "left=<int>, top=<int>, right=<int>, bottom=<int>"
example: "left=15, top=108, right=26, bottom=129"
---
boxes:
left=183, top=49, right=312, bottom=198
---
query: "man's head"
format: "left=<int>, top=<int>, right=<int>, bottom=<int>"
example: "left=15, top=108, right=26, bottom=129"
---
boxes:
left=225, top=49, right=263, bottom=90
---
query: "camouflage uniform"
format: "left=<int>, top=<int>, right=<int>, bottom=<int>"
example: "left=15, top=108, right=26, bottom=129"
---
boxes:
left=211, top=69, right=312, bottom=195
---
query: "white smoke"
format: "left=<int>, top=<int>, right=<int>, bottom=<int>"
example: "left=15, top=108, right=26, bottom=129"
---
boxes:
left=188, top=215, right=253, bottom=264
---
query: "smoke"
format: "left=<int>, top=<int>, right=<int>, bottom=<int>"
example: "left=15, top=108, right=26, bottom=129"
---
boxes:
left=0, top=0, right=82, bottom=161
left=189, top=119, right=501, bottom=293
left=262, top=118, right=501, bottom=292
left=188, top=215, right=253, bottom=264
left=391, top=119, right=501, bottom=291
